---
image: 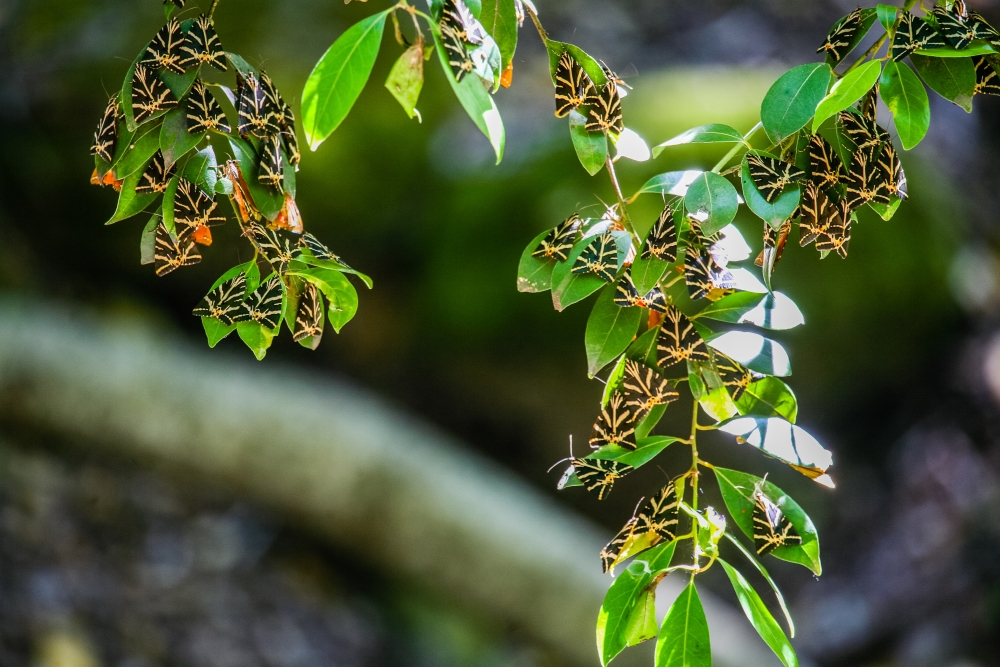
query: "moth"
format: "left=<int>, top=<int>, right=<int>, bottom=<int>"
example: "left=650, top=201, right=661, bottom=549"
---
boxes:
left=614, top=273, right=668, bottom=312
left=154, top=223, right=201, bottom=277
left=237, top=71, right=280, bottom=139
left=808, top=134, right=845, bottom=192
left=221, top=159, right=259, bottom=223
left=816, top=8, right=867, bottom=63
left=131, top=63, right=177, bottom=123
left=685, top=242, right=735, bottom=301
left=621, top=359, right=679, bottom=419
left=600, top=482, right=680, bottom=573
left=974, top=56, right=1000, bottom=96
left=845, top=150, right=891, bottom=210
left=585, top=80, right=624, bottom=135
left=192, top=273, right=246, bottom=325
left=554, top=51, right=595, bottom=117
left=91, top=95, right=119, bottom=163
left=441, top=0, right=486, bottom=45
left=299, top=232, right=347, bottom=266
left=174, top=178, right=224, bottom=231
left=440, top=21, right=475, bottom=82
left=890, top=10, right=947, bottom=61
left=258, top=134, right=285, bottom=191
left=589, top=392, right=637, bottom=450
left=641, top=204, right=678, bottom=263
left=179, top=14, right=227, bottom=71
left=292, top=282, right=325, bottom=347
left=932, top=3, right=999, bottom=50
left=142, top=18, right=186, bottom=74
left=838, top=110, right=883, bottom=164
left=756, top=218, right=792, bottom=269
left=572, top=231, right=618, bottom=283
left=798, top=180, right=833, bottom=247
left=747, top=153, right=806, bottom=203
left=878, top=141, right=908, bottom=201
left=245, top=223, right=298, bottom=273
left=532, top=214, right=581, bottom=261
left=135, top=151, right=176, bottom=194
left=186, top=79, right=231, bottom=134
left=272, top=192, right=304, bottom=235
left=166, top=0, right=185, bottom=7
left=572, top=458, right=633, bottom=500
left=657, top=306, right=710, bottom=367
left=815, top=199, right=852, bottom=259
left=713, top=352, right=754, bottom=402
left=753, top=489, right=802, bottom=556
left=232, top=274, right=283, bottom=329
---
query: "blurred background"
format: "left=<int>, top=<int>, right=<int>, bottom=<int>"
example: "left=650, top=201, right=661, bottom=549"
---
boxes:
left=2, top=0, right=1000, bottom=665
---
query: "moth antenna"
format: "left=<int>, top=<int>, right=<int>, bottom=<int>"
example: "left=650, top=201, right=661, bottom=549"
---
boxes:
left=547, top=456, right=572, bottom=473
left=630, top=496, right=645, bottom=519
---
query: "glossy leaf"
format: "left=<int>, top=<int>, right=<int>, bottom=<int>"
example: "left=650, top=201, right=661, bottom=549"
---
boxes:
left=597, top=540, right=677, bottom=666
left=915, top=43, right=998, bottom=57
left=228, top=136, right=283, bottom=220
left=736, top=377, right=798, bottom=423
left=590, top=436, right=679, bottom=469
left=760, top=63, right=832, bottom=143
left=516, top=229, right=555, bottom=293
left=869, top=197, right=902, bottom=221
left=120, top=42, right=152, bottom=132
left=654, top=581, right=711, bottom=667
left=585, top=285, right=643, bottom=377
left=684, top=171, right=739, bottom=236
left=480, top=0, right=518, bottom=71
left=202, top=317, right=236, bottom=348
left=545, top=40, right=608, bottom=88
left=741, top=156, right=800, bottom=230
left=631, top=253, right=669, bottom=296
left=569, top=109, right=607, bottom=176
left=880, top=60, right=930, bottom=150
left=139, top=216, right=157, bottom=265
left=695, top=291, right=762, bottom=323
left=296, top=247, right=373, bottom=288
left=876, top=4, right=898, bottom=31
left=739, top=292, right=804, bottom=330
left=113, top=121, right=162, bottom=178
left=105, top=170, right=157, bottom=225
left=161, top=174, right=180, bottom=235
left=910, top=54, right=975, bottom=112
left=636, top=170, right=703, bottom=197
left=385, top=41, right=425, bottom=119
left=289, top=267, right=359, bottom=333
left=707, top=331, right=791, bottom=377
left=635, top=402, right=668, bottom=439
left=724, top=533, right=795, bottom=637
left=718, top=417, right=834, bottom=488
left=302, top=10, right=391, bottom=150
left=653, top=123, right=745, bottom=157
left=159, top=107, right=200, bottom=169
left=626, top=326, right=660, bottom=367
left=613, top=128, right=651, bottom=162
left=812, top=60, right=883, bottom=132
left=720, top=560, right=798, bottom=667
left=183, top=145, right=218, bottom=195
left=237, top=321, right=276, bottom=360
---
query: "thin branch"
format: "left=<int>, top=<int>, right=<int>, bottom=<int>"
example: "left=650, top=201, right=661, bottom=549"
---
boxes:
left=523, top=3, right=549, bottom=43
left=712, top=122, right=762, bottom=173
left=209, top=0, right=222, bottom=17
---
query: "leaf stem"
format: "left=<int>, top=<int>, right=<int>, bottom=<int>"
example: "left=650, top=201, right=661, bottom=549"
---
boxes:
left=523, top=2, right=549, bottom=43
left=688, top=400, right=700, bottom=511
left=604, top=153, right=639, bottom=239
left=209, top=0, right=221, bottom=17
left=711, top=122, right=761, bottom=173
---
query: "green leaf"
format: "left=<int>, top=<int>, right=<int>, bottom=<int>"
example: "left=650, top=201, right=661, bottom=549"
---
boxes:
left=120, top=42, right=153, bottom=132
left=590, top=436, right=678, bottom=469
left=631, top=253, right=669, bottom=296
left=551, top=232, right=629, bottom=312
left=717, top=418, right=834, bottom=490
left=741, top=155, right=800, bottom=230
left=880, top=60, right=930, bottom=150
left=106, top=170, right=157, bottom=225
left=694, top=291, right=762, bottom=323
left=597, top=540, right=677, bottom=666
left=823, top=8, right=877, bottom=65
left=140, top=216, right=158, bottom=265
left=624, top=588, right=658, bottom=647
left=160, top=65, right=199, bottom=101
left=877, top=4, right=898, bottom=32
left=545, top=40, right=608, bottom=88
left=738, top=291, right=804, bottom=330
left=228, top=136, right=283, bottom=221
left=915, top=42, right=998, bottom=57
left=707, top=331, right=791, bottom=377
left=289, top=267, right=360, bottom=333
left=736, top=377, right=798, bottom=422
left=653, top=123, right=745, bottom=157
left=432, top=27, right=505, bottom=163
left=699, top=384, right=739, bottom=423
left=869, top=196, right=902, bottom=220
left=602, top=354, right=629, bottom=407
left=385, top=41, right=425, bottom=119
left=760, top=63, right=832, bottom=143
left=237, top=321, right=276, bottom=360
left=161, top=174, right=181, bottom=235
left=635, top=170, right=702, bottom=197
left=568, top=109, right=607, bottom=176
left=183, top=145, right=218, bottom=195
left=684, top=172, right=739, bottom=237
left=517, top=229, right=555, bottom=294
left=225, top=52, right=258, bottom=79
left=635, top=402, right=668, bottom=440
left=480, top=0, right=518, bottom=71
left=723, top=533, right=795, bottom=637
left=302, top=10, right=391, bottom=150
left=296, top=246, right=373, bottom=289
left=654, top=581, right=711, bottom=667
left=910, top=53, right=975, bottom=112
left=626, top=326, right=660, bottom=367
left=202, top=317, right=236, bottom=348
left=113, top=121, right=162, bottom=179
left=215, top=177, right=234, bottom=196
left=585, top=285, right=642, bottom=377
left=812, top=60, right=883, bottom=132
left=719, top=560, right=798, bottom=667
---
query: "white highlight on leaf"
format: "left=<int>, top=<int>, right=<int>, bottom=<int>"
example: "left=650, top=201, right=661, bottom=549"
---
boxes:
left=612, top=127, right=651, bottom=162
left=728, top=268, right=768, bottom=293
left=740, top=291, right=804, bottom=330
left=719, top=417, right=834, bottom=486
left=708, top=331, right=790, bottom=376
left=716, top=224, right=752, bottom=262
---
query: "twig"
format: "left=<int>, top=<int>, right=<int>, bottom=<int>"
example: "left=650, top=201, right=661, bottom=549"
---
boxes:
left=712, top=122, right=762, bottom=173
left=209, top=0, right=221, bottom=17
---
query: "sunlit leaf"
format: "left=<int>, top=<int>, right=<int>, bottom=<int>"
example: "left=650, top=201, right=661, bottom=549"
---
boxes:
left=880, top=59, right=930, bottom=149
left=516, top=229, right=556, bottom=293
left=653, top=123, right=745, bottom=157
left=636, top=170, right=703, bottom=197
left=202, top=316, right=236, bottom=347
left=613, top=128, right=651, bottom=162
left=760, top=63, right=832, bottom=143
left=738, top=292, right=804, bottom=330
left=735, top=377, right=798, bottom=423
left=707, top=331, right=791, bottom=376
left=569, top=109, right=607, bottom=176
left=910, top=53, right=975, bottom=112
left=237, top=321, right=275, bottom=360
left=480, top=0, right=518, bottom=71
left=812, top=60, right=883, bottom=132
left=717, top=418, right=834, bottom=488
left=719, top=560, right=799, bottom=667
left=385, top=41, right=425, bottom=119
left=654, top=581, right=711, bottom=667
left=684, top=171, right=739, bottom=236
left=586, top=285, right=643, bottom=377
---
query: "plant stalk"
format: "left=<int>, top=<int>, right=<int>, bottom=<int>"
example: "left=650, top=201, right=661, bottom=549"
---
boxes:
left=711, top=122, right=761, bottom=173
left=604, top=153, right=639, bottom=239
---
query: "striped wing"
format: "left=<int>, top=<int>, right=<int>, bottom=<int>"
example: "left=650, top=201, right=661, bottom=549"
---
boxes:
left=685, top=242, right=735, bottom=301
left=154, top=224, right=201, bottom=277
left=174, top=178, right=224, bottom=230
left=142, top=18, right=186, bottom=74
left=584, top=82, right=624, bottom=135
left=237, top=72, right=280, bottom=138
left=621, top=359, right=678, bottom=418
left=600, top=482, right=679, bottom=573
left=135, top=150, right=176, bottom=194
left=91, top=95, right=119, bottom=163
left=131, top=63, right=177, bottom=123
left=572, top=232, right=618, bottom=283
left=614, top=273, right=668, bottom=313
left=878, top=141, right=907, bottom=201
left=808, top=134, right=844, bottom=191
left=714, top=352, right=754, bottom=401
left=232, top=274, right=283, bottom=329
left=641, top=204, right=679, bottom=262
left=838, top=110, right=883, bottom=164
left=293, top=283, right=325, bottom=347
left=747, top=154, right=805, bottom=203
left=589, top=392, right=636, bottom=450
left=657, top=306, right=709, bottom=368
left=572, top=458, right=632, bottom=500
left=752, top=491, right=801, bottom=556
left=974, top=56, right=1000, bottom=96
left=258, top=134, right=285, bottom=191
left=845, top=150, right=891, bottom=210
left=192, top=273, right=246, bottom=325
left=554, top=52, right=593, bottom=117
left=532, top=214, right=581, bottom=261
left=179, top=14, right=227, bottom=71
left=816, top=8, right=866, bottom=63
left=186, top=79, right=230, bottom=134
left=815, top=198, right=852, bottom=259
left=891, top=11, right=947, bottom=61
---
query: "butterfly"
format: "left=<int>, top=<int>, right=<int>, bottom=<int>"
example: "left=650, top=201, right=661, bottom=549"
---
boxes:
left=932, top=4, right=999, bottom=50
left=890, top=11, right=947, bottom=61
left=614, top=273, right=668, bottom=312
left=713, top=352, right=754, bottom=402
left=685, top=242, right=735, bottom=301
left=808, top=134, right=845, bottom=192
left=237, top=71, right=280, bottom=139
left=135, top=151, right=176, bottom=194
left=131, top=63, right=177, bottom=123
left=752, top=489, right=802, bottom=556
left=299, top=232, right=347, bottom=266
left=142, top=18, right=186, bottom=74
left=572, top=458, right=632, bottom=500
left=554, top=51, right=595, bottom=117
left=798, top=180, right=834, bottom=247
left=657, top=306, right=710, bottom=368
left=221, top=160, right=260, bottom=223
left=258, top=134, right=285, bottom=191
left=154, top=223, right=201, bottom=276
left=878, top=141, right=907, bottom=200
left=589, top=392, right=637, bottom=450
left=192, top=273, right=246, bottom=325
left=532, top=214, right=581, bottom=261
left=600, top=482, right=680, bottom=573
left=838, top=110, right=884, bottom=164
left=817, top=8, right=867, bottom=64
left=179, top=14, right=227, bottom=71
left=572, top=232, right=618, bottom=283
left=174, top=178, right=224, bottom=230
left=845, top=150, right=891, bottom=210
left=585, top=81, right=624, bottom=135
left=974, top=56, right=1000, bottom=96
left=621, top=359, right=679, bottom=419
left=641, top=204, right=679, bottom=263
left=747, top=153, right=806, bottom=203
left=293, top=282, right=325, bottom=347
left=245, top=223, right=299, bottom=273
left=815, top=198, right=852, bottom=258
left=91, top=95, right=119, bottom=163
left=232, top=274, right=284, bottom=329
left=186, top=80, right=231, bottom=134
